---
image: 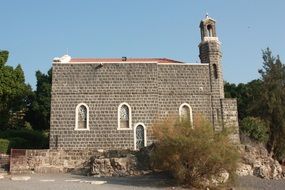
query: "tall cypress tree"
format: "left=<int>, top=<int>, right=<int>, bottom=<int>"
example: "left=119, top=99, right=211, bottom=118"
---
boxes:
left=258, top=48, right=285, bottom=159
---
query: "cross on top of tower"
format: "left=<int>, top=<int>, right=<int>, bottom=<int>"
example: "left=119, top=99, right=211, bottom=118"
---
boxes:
left=206, top=13, right=209, bottom=18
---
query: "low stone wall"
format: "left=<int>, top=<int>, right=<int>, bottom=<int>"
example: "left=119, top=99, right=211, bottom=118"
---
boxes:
left=9, top=148, right=151, bottom=175
left=10, top=149, right=94, bottom=174
left=0, top=153, right=9, bottom=172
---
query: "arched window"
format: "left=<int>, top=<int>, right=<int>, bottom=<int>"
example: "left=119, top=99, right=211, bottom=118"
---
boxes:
left=179, top=103, right=193, bottom=126
left=213, top=64, right=218, bottom=79
left=207, top=24, right=213, bottom=37
left=75, top=103, right=89, bottom=130
left=134, top=123, right=147, bottom=150
left=118, top=103, right=132, bottom=130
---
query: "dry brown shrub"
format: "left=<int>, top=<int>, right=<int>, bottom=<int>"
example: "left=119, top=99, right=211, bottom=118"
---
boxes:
left=151, top=115, right=240, bottom=188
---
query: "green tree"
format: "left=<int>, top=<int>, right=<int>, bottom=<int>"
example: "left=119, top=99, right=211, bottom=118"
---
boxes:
left=240, top=117, right=268, bottom=143
left=0, top=51, right=9, bottom=65
left=25, top=69, right=52, bottom=130
left=224, top=80, right=262, bottom=120
left=258, top=48, right=285, bottom=159
left=0, top=50, right=32, bottom=129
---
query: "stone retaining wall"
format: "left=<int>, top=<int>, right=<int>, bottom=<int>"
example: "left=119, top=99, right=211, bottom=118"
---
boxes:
left=10, top=149, right=94, bottom=174
left=0, top=153, right=9, bottom=173
left=9, top=148, right=148, bottom=175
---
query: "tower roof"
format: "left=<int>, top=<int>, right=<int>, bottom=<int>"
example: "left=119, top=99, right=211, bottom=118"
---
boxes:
left=200, top=14, right=216, bottom=27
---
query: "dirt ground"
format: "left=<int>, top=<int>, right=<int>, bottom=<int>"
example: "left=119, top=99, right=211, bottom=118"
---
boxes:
left=1, top=173, right=285, bottom=190
left=235, top=176, right=285, bottom=190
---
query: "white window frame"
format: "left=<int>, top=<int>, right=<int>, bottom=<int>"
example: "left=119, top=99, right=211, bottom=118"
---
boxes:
left=179, top=103, right=193, bottom=126
left=117, top=102, right=132, bottom=130
left=133, top=123, right=147, bottom=150
left=75, top=103, right=90, bottom=131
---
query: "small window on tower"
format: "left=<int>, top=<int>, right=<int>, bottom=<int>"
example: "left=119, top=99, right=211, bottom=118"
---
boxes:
left=213, top=64, right=218, bottom=79
left=207, top=25, right=213, bottom=37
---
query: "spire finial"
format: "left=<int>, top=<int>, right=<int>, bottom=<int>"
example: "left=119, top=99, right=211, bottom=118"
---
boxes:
left=206, top=12, right=209, bottom=18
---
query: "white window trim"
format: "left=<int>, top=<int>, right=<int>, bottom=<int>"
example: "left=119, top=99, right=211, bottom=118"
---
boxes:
left=133, top=123, right=147, bottom=150
left=179, top=103, right=193, bottom=126
left=117, top=102, right=132, bottom=130
left=75, top=103, right=90, bottom=131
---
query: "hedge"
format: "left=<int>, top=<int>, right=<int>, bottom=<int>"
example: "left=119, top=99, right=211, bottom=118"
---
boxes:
left=0, top=129, right=48, bottom=149
left=0, top=139, right=10, bottom=154
left=0, top=129, right=49, bottom=154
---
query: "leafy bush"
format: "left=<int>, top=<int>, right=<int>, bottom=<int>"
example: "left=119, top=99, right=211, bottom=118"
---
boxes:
left=0, top=128, right=49, bottom=152
left=151, top=116, right=240, bottom=188
left=240, top=117, right=268, bottom=143
left=9, top=137, right=29, bottom=149
left=0, top=139, right=10, bottom=153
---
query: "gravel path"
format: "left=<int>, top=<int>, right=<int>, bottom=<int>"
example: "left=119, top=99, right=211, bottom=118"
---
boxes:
left=236, top=176, right=285, bottom=190
left=1, top=173, right=285, bottom=190
left=0, top=173, right=173, bottom=190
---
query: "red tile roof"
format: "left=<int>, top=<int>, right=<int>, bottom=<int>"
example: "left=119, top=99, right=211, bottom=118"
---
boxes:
left=69, top=58, right=183, bottom=64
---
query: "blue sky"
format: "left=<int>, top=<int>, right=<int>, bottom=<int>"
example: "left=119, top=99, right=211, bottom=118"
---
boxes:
left=1, top=0, right=284, bottom=88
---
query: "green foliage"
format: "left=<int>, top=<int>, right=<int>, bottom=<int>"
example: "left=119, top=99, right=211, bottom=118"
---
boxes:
left=224, top=80, right=262, bottom=120
left=0, top=50, right=32, bottom=129
left=240, top=117, right=268, bottom=143
left=257, top=48, right=285, bottom=160
left=23, top=121, right=33, bottom=130
left=226, top=48, right=285, bottom=160
left=25, top=69, right=52, bottom=130
left=0, top=128, right=49, bottom=153
left=151, top=117, right=239, bottom=188
left=0, top=138, right=10, bottom=153
left=0, top=137, right=32, bottom=154
left=0, top=51, right=9, bottom=65
left=8, top=137, right=29, bottom=149
left=0, top=50, right=50, bottom=153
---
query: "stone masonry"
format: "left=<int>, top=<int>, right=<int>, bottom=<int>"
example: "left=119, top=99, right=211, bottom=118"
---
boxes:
left=10, top=149, right=94, bottom=174
left=49, top=16, right=240, bottom=150
left=9, top=149, right=150, bottom=175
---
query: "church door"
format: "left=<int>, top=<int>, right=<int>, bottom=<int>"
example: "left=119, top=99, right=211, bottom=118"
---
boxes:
left=135, top=125, right=145, bottom=150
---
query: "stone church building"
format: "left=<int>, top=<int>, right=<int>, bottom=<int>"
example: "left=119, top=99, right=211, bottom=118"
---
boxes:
left=49, top=16, right=239, bottom=150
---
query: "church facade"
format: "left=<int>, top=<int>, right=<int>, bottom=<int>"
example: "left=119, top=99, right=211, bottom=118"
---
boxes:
left=49, top=16, right=239, bottom=150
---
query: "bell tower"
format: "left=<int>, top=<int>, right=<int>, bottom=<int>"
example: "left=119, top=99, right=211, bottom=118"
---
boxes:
left=199, top=15, right=224, bottom=98
left=199, top=15, right=224, bottom=131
